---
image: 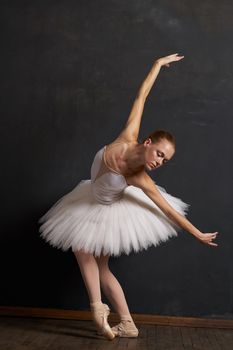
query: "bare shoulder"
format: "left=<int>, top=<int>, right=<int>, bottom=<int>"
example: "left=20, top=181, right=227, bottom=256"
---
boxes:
left=106, top=137, right=138, bottom=156
left=108, top=136, right=138, bottom=148
left=104, top=138, right=138, bottom=174
left=126, top=169, right=156, bottom=192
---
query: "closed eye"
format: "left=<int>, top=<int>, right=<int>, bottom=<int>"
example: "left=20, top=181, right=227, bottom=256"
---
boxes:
left=157, top=151, right=168, bottom=164
left=157, top=151, right=162, bottom=157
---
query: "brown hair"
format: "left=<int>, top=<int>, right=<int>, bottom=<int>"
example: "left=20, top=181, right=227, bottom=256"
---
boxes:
left=141, top=129, right=176, bottom=149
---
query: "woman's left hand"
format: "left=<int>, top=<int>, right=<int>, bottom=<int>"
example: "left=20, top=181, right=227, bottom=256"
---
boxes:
left=156, top=53, right=184, bottom=67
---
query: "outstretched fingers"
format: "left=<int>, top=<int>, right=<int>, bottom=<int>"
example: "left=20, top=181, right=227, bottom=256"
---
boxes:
left=158, top=53, right=184, bottom=67
left=202, top=231, right=219, bottom=246
left=168, top=53, right=184, bottom=58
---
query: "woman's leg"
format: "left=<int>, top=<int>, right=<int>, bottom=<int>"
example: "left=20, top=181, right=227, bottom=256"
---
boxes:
left=73, top=249, right=115, bottom=340
left=73, top=249, right=101, bottom=303
left=95, top=254, right=132, bottom=320
left=96, top=253, right=138, bottom=337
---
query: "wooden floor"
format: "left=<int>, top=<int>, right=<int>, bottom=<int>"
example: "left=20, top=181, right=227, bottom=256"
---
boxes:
left=0, top=316, right=232, bottom=350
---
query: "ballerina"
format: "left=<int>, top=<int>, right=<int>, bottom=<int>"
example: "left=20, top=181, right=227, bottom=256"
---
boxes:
left=38, top=53, right=219, bottom=340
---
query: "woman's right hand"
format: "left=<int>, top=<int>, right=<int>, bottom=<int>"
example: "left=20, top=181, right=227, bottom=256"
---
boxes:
left=197, top=232, right=219, bottom=246
left=156, top=53, right=184, bottom=67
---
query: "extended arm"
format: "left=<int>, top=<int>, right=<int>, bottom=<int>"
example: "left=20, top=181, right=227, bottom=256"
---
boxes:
left=116, top=53, right=184, bottom=142
left=126, top=171, right=219, bottom=246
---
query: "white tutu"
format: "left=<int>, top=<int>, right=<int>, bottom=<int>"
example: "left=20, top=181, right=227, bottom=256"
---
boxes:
left=38, top=179, right=189, bottom=257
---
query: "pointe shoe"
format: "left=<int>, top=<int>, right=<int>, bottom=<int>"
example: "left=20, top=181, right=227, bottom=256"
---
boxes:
left=111, top=318, right=139, bottom=338
left=90, top=302, right=115, bottom=340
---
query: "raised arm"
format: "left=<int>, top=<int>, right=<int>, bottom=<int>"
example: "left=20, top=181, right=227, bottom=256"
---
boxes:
left=126, top=171, right=219, bottom=247
left=116, top=53, right=184, bottom=143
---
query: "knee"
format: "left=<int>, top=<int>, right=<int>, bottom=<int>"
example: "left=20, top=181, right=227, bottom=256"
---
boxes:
left=74, top=249, right=94, bottom=264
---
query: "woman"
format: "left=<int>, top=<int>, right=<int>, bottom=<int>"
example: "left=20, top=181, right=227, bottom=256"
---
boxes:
left=38, top=53, right=219, bottom=340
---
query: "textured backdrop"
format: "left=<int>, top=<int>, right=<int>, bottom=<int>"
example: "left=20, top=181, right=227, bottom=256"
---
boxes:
left=0, top=0, right=232, bottom=319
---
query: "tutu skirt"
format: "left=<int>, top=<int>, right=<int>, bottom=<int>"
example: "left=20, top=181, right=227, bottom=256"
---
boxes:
left=38, top=180, right=190, bottom=257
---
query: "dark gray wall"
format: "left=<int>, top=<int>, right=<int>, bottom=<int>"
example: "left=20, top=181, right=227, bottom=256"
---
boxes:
left=1, top=0, right=232, bottom=319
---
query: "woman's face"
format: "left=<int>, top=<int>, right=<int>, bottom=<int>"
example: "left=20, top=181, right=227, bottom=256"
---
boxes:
left=144, top=138, right=175, bottom=171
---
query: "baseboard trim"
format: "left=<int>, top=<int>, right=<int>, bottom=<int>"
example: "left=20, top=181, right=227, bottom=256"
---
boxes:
left=0, top=306, right=232, bottom=329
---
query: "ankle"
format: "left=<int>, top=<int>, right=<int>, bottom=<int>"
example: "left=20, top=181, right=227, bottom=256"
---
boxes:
left=90, top=300, right=102, bottom=308
left=120, top=314, right=133, bottom=322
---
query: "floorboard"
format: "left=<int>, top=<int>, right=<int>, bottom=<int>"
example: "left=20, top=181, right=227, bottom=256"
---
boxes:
left=0, top=316, right=232, bottom=350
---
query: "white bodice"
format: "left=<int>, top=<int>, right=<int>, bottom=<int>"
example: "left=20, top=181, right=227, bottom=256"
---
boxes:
left=91, top=146, right=128, bottom=204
